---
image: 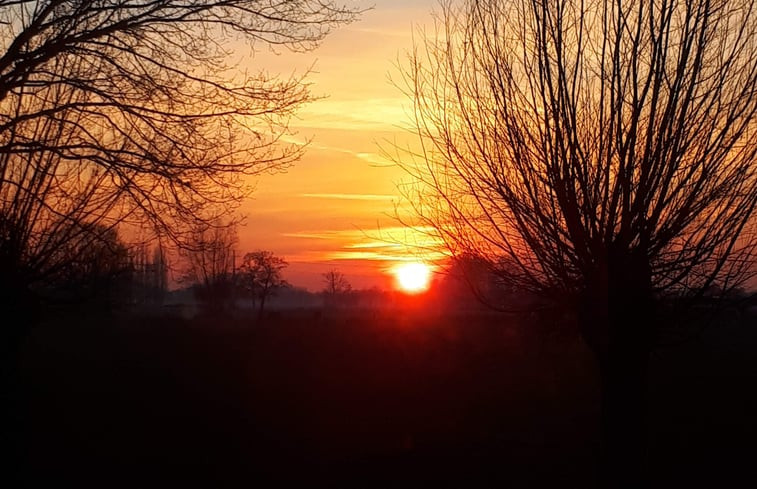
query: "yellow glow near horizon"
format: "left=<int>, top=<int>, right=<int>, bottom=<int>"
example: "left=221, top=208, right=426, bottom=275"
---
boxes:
left=393, top=262, right=432, bottom=293
left=235, top=1, right=441, bottom=291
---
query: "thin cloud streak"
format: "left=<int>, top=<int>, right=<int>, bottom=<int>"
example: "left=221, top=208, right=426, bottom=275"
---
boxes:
left=301, top=193, right=396, bottom=201
left=278, top=134, right=391, bottom=168
left=326, top=250, right=447, bottom=262
left=282, top=225, right=446, bottom=265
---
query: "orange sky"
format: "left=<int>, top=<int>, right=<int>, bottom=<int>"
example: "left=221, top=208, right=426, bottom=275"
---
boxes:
left=238, top=0, right=443, bottom=291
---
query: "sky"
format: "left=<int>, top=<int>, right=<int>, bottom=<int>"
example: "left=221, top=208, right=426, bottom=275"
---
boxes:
left=237, top=0, right=442, bottom=291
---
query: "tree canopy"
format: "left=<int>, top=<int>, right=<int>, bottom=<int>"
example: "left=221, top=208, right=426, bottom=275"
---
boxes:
left=237, top=250, right=287, bottom=318
left=398, top=0, right=757, bottom=304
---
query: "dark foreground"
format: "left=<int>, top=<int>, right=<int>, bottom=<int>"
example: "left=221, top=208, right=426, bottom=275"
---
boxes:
left=7, top=307, right=757, bottom=488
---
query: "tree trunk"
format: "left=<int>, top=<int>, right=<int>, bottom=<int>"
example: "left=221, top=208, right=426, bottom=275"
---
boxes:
left=595, top=324, right=650, bottom=488
left=580, top=247, right=655, bottom=488
left=257, top=295, right=266, bottom=322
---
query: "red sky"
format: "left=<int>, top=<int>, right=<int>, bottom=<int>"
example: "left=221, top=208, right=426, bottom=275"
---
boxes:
left=236, top=0, right=443, bottom=291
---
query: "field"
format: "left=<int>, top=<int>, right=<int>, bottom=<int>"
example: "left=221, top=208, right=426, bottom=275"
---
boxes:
left=10, top=307, right=757, bottom=488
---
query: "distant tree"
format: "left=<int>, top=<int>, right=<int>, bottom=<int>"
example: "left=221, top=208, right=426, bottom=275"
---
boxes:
left=237, top=251, right=288, bottom=320
left=322, top=269, right=352, bottom=308
left=180, top=221, right=237, bottom=310
left=129, top=242, right=169, bottom=305
left=397, top=0, right=757, bottom=485
left=46, top=223, right=131, bottom=304
left=434, top=254, right=497, bottom=309
left=0, top=0, right=360, bottom=312
left=323, top=269, right=352, bottom=296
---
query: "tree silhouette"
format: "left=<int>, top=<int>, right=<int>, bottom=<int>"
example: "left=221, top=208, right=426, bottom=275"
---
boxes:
left=237, top=250, right=288, bottom=320
left=180, top=221, right=237, bottom=311
left=0, top=0, right=359, bottom=310
left=46, top=223, right=131, bottom=304
left=323, top=269, right=352, bottom=294
left=396, top=0, right=757, bottom=485
left=322, top=269, right=352, bottom=308
left=128, top=242, right=169, bottom=305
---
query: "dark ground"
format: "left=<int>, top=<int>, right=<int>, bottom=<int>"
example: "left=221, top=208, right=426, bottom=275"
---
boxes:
left=7, top=306, right=757, bottom=488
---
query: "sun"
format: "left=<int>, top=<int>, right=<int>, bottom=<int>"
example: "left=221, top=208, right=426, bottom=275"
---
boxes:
left=393, top=262, right=432, bottom=293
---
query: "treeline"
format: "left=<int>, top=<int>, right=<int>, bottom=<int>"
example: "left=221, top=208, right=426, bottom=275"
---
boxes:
left=26, top=226, right=169, bottom=308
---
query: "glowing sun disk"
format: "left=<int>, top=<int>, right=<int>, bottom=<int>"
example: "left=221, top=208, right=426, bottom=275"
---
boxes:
left=394, top=262, right=432, bottom=293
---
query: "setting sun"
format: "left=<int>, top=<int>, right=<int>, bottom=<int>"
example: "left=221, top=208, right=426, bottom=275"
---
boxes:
left=393, top=262, right=432, bottom=293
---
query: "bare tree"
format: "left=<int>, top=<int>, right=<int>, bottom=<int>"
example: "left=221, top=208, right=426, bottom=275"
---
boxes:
left=323, top=269, right=352, bottom=294
left=181, top=221, right=237, bottom=310
left=237, top=250, right=287, bottom=320
left=45, top=222, right=131, bottom=304
left=0, top=0, right=360, bottom=309
left=322, top=268, right=352, bottom=307
left=396, top=0, right=757, bottom=484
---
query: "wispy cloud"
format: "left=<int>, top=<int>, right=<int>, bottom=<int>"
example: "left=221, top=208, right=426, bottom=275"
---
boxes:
left=326, top=250, right=447, bottom=262
left=280, top=232, right=336, bottom=240
left=278, top=134, right=394, bottom=169
left=294, top=98, right=410, bottom=132
left=344, top=241, right=404, bottom=250
left=281, top=225, right=446, bottom=264
left=356, top=152, right=393, bottom=167
left=300, top=193, right=396, bottom=201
